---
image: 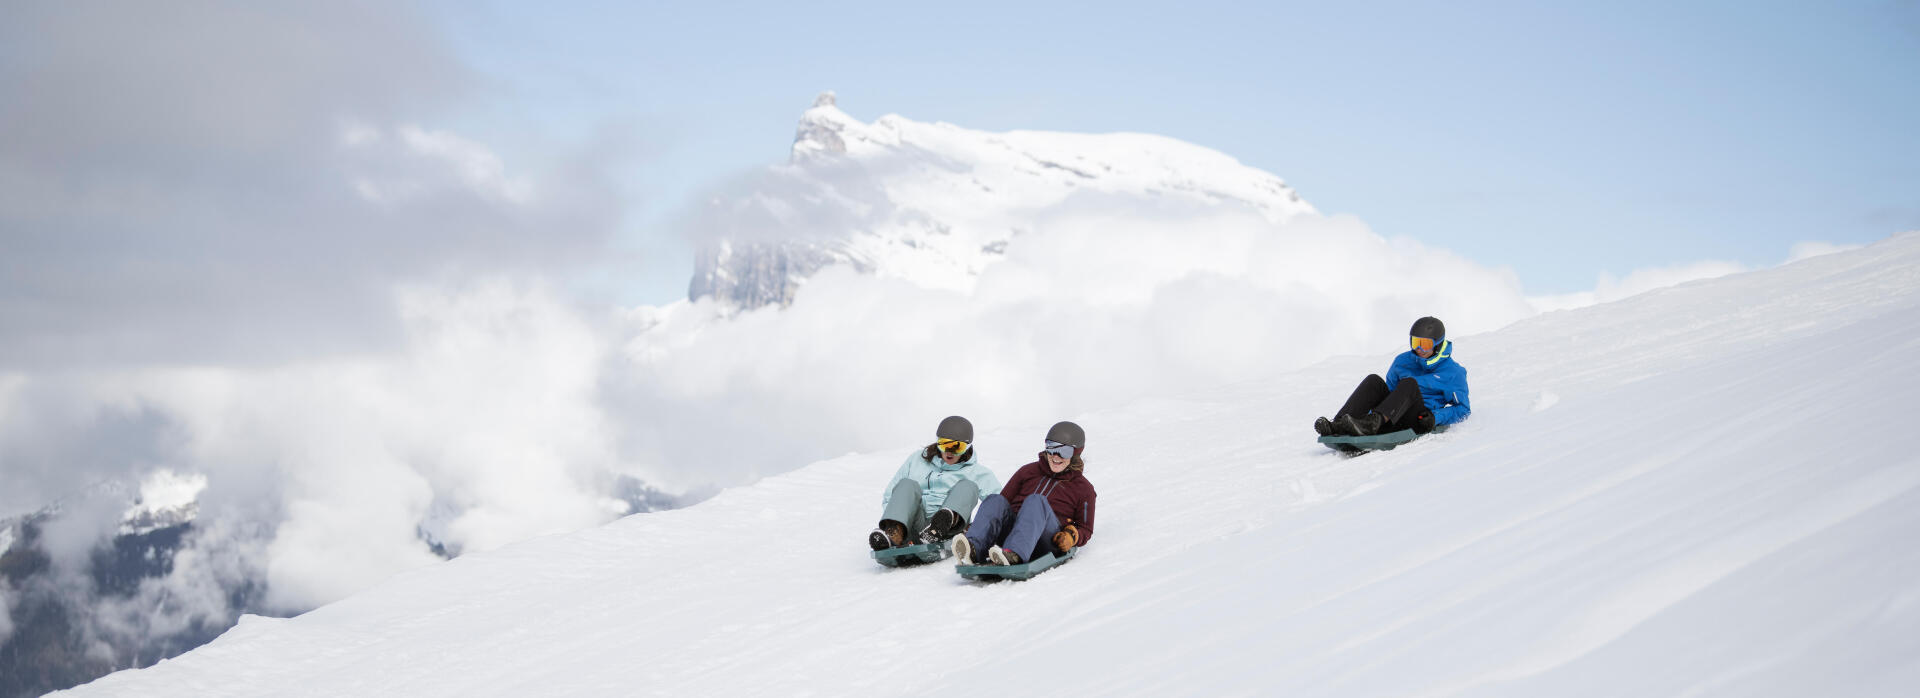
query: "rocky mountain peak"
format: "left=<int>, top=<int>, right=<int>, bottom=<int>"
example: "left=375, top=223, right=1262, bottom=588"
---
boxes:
left=791, top=91, right=858, bottom=162
left=695, top=95, right=1317, bottom=312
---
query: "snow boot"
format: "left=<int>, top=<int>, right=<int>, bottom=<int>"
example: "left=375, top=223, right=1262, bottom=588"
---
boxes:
left=1334, top=414, right=1362, bottom=436
left=927, top=508, right=965, bottom=540
left=868, top=520, right=907, bottom=550
left=988, top=545, right=1022, bottom=566
left=1337, top=413, right=1385, bottom=436
left=1314, top=416, right=1336, bottom=436
left=952, top=535, right=975, bottom=565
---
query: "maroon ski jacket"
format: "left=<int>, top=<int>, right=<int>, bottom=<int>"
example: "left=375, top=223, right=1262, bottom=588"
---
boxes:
left=1001, top=458, right=1098, bottom=547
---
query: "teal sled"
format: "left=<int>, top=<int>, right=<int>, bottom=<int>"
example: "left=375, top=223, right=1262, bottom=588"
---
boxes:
left=956, top=549, right=1076, bottom=581
left=1318, top=425, right=1446, bottom=455
left=872, top=542, right=950, bottom=567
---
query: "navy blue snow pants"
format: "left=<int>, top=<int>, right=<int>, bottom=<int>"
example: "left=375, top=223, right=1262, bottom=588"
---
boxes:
left=963, top=493, right=1061, bottom=564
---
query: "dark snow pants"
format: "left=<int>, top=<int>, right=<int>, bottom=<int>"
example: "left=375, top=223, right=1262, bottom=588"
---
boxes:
left=1337, top=374, right=1435, bottom=434
left=963, top=493, right=1061, bottom=564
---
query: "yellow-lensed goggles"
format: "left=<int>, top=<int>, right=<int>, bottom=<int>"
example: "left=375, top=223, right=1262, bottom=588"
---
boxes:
left=1411, top=336, right=1436, bottom=354
left=936, top=438, right=969, bottom=455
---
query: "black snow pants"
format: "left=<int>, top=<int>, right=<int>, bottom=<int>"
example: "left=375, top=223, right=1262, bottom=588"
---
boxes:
left=1336, top=374, right=1436, bottom=434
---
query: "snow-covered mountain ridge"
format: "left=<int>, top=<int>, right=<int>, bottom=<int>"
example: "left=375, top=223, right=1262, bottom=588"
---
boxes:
left=689, top=92, right=1317, bottom=310
left=63, top=234, right=1920, bottom=696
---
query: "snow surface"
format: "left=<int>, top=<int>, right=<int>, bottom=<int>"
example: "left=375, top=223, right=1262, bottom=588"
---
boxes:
left=61, top=234, right=1920, bottom=696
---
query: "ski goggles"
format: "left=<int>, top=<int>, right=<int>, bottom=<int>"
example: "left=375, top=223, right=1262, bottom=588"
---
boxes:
left=936, top=438, right=970, bottom=455
left=1410, top=336, right=1437, bottom=354
left=1042, top=440, right=1075, bottom=460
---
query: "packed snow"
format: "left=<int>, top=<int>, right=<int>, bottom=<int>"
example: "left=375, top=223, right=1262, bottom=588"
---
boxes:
left=60, top=234, right=1920, bottom=696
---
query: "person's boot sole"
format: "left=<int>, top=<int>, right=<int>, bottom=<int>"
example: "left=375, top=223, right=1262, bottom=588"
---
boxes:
left=988, top=546, right=1020, bottom=566
left=952, top=536, right=974, bottom=565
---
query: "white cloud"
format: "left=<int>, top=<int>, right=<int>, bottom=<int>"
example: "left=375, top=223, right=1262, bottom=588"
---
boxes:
left=39, top=492, right=127, bottom=574
left=146, top=279, right=624, bottom=610
left=615, top=204, right=1539, bottom=488
left=266, top=472, right=440, bottom=610
left=133, top=469, right=207, bottom=517
left=343, top=125, right=536, bottom=205
left=0, top=278, right=635, bottom=612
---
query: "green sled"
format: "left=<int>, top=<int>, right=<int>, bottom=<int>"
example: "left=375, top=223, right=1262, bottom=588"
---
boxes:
left=872, top=542, right=950, bottom=567
left=1318, top=425, right=1446, bottom=455
left=956, top=549, right=1076, bottom=581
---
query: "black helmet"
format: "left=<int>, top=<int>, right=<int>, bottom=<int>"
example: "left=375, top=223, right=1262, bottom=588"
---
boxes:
left=936, top=416, right=973, bottom=443
left=1045, top=421, right=1085, bottom=450
left=1410, top=316, right=1446, bottom=345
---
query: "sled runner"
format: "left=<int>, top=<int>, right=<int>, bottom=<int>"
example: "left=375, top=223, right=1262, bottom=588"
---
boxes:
left=956, top=549, right=1076, bottom=581
left=872, top=542, right=950, bottom=567
left=1318, top=425, right=1446, bottom=455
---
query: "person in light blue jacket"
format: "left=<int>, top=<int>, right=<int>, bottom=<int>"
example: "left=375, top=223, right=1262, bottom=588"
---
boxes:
left=1314, top=316, right=1471, bottom=437
left=869, top=416, right=1003, bottom=550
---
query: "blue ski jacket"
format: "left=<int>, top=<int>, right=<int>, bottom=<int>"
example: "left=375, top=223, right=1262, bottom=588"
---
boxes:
left=880, top=447, right=1002, bottom=520
left=1383, top=339, right=1471, bottom=425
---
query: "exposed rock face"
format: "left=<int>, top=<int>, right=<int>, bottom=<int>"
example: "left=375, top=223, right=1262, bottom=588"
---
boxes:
left=790, top=91, right=847, bottom=160
left=687, top=239, right=851, bottom=310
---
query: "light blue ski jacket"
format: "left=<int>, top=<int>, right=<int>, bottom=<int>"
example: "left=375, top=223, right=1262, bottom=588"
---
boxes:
left=1384, top=339, right=1471, bottom=425
left=880, top=447, right=1002, bottom=520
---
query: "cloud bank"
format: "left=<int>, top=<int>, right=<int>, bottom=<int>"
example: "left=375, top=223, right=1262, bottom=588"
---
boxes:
left=0, top=1, right=619, bottom=370
left=0, top=0, right=641, bottom=668
left=614, top=193, right=1539, bottom=488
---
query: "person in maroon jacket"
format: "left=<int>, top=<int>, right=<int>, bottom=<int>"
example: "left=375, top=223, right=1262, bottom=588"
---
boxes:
left=951, top=421, right=1097, bottom=566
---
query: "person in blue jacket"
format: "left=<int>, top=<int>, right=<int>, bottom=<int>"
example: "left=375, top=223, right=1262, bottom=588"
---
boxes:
left=1315, top=316, right=1470, bottom=437
left=869, top=416, right=1003, bottom=550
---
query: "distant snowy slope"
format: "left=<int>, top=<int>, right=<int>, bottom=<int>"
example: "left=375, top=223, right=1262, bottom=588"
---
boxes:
left=63, top=233, right=1920, bottom=697
left=689, top=92, right=1316, bottom=309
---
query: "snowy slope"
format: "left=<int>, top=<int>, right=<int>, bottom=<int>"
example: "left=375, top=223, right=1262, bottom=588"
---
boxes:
left=689, top=92, right=1317, bottom=309
left=62, top=234, right=1920, bottom=696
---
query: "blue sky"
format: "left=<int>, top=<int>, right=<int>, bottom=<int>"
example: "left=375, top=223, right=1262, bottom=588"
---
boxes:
left=432, top=1, right=1915, bottom=303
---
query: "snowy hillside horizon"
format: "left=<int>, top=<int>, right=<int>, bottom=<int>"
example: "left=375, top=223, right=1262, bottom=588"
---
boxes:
left=61, top=234, right=1920, bottom=697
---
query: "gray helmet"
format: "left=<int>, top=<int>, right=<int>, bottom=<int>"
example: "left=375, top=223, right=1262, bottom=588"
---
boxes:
left=1410, top=316, right=1446, bottom=345
left=1045, top=421, right=1085, bottom=450
left=936, top=416, right=973, bottom=443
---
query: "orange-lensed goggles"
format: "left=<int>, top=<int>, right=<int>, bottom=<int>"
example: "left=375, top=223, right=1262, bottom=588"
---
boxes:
left=1410, top=336, right=1437, bottom=354
left=936, top=438, right=970, bottom=455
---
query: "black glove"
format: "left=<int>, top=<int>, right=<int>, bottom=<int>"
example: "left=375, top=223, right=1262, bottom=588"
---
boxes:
left=1411, top=407, right=1436, bottom=434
